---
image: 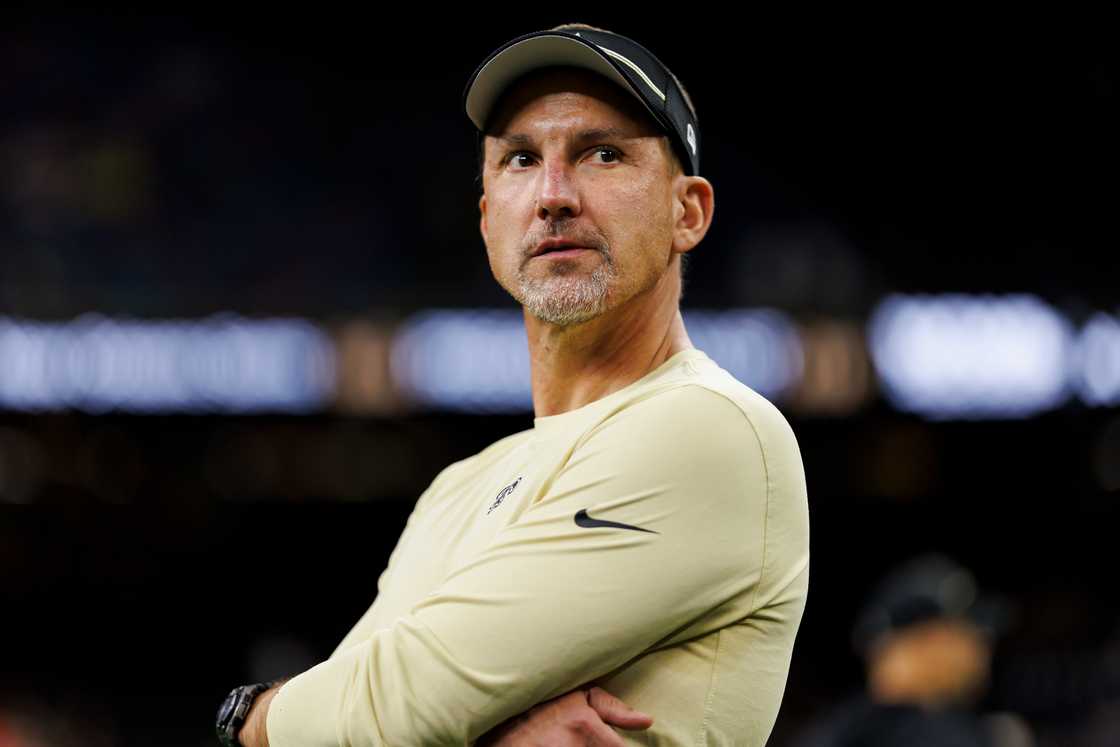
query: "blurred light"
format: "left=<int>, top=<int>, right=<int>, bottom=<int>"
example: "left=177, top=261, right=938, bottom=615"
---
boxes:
left=333, top=319, right=399, bottom=415
left=390, top=309, right=531, bottom=413
left=682, top=309, right=802, bottom=400
left=788, top=320, right=873, bottom=415
left=868, top=294, right=1073, bottom=419
left=390, top=308, right=802, bottom=413
left=1074, top=312, right=1120, bottom=407
left=0, top=314, right=335, bottom=413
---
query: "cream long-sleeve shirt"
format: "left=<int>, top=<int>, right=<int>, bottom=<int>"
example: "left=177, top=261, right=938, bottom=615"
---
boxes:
left=267, top=347, right=810, bottom=746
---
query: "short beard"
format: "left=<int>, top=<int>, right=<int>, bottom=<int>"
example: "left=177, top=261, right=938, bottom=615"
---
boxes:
left=515, top=251, right=616, bottom=327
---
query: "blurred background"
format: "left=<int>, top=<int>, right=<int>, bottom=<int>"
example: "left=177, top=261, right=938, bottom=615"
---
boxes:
left=0, top=11, right=1116, bottom=747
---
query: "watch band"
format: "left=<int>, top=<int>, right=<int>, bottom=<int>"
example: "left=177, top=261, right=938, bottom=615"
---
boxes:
left=216, top=680, right=280, bottom=747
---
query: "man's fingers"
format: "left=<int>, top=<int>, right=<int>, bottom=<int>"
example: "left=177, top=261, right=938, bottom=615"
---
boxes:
left=586, top=686, right=654, bottom=730
left=582, top=714, right=628, bottom=747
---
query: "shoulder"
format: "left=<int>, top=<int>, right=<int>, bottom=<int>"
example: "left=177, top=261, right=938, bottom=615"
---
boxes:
left=599, top=380, right=802, bottom=467
left=629, top=376, right=810, bottom=607
left=568, top=385, right=764, bottom=504
left=589, top=380, right=808, bottom=536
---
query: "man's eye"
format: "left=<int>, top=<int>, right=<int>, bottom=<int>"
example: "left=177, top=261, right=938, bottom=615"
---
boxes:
left=506, top=152, right=536, bottom=169
left=592, top=147, right=620, bottom=164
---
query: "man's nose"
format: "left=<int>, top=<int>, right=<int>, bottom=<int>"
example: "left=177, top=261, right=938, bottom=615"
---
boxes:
left=535, top=158, right=580, bottom=220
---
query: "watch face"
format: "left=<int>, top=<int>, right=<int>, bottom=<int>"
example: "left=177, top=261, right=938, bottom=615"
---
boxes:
left=216, top=689, right=238, bottom=727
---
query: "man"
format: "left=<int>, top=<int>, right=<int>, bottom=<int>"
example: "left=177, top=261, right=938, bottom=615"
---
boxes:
left=217, top=23, right=809, bottom=746
left=796, top=554, right=1023, bottom=747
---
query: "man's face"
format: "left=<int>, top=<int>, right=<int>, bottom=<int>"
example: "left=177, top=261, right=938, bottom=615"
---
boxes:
left=478, top=67, right=681, bottom=327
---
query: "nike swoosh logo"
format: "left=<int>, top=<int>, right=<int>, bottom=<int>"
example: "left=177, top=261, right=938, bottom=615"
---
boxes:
left=574, top=509, right=658, bottom=534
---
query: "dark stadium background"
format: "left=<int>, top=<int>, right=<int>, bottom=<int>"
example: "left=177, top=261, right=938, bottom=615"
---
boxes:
left=1, top=12, right=1116, bottom=746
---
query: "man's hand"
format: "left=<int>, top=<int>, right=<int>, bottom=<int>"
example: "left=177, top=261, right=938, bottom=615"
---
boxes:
left=237, top=683, right=283, bottom=747
left=478, top=686, right=654, bottom=746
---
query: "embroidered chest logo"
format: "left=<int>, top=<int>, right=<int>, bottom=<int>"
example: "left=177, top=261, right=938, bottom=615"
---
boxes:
left=487, top=477, right=522, bottom=515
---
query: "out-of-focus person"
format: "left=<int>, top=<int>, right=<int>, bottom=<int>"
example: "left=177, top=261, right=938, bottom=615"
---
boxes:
left=796, top=553, right=1032, bottom=747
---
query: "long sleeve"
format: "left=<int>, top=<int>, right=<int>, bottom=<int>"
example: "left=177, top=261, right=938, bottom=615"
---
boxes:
left=266, top=384, right=806, bottom=746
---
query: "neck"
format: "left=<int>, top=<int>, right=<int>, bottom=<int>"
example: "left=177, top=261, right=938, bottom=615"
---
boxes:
left=525, top=268, right=693, bottom=418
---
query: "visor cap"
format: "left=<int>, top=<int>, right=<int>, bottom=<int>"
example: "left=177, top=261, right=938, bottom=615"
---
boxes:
left=464, top=26, right=700, bottom=176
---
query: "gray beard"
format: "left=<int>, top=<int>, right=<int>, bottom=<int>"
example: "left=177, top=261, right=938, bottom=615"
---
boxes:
left=515, top=253, right=617, bottom=327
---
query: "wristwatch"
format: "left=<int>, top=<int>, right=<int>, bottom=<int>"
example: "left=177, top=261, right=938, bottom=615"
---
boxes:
left=215, top=681, right=279, bottom=747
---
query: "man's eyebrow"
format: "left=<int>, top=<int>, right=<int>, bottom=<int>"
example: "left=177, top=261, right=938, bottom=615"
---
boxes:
left=494, top=127, right=642, bottom=149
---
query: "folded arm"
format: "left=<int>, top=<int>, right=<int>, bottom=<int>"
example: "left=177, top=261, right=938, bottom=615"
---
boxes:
left=263, top=386, right=772, bottom=746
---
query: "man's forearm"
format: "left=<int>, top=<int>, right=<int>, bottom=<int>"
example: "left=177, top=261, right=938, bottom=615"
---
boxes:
left=241, top=680, right=652, bottom=747
left=238, top=683, right=284, bottom=747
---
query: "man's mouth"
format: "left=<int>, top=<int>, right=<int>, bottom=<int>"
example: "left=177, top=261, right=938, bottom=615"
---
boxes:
left=536, top=246, right=592, bottom=258
left=533, top=238, right=596, bottom=258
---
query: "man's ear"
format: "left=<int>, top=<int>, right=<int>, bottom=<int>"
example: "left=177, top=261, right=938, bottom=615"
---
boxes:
left=671, top=176, right=715, bottom=255
left=479, top=193, right=488, bottom=245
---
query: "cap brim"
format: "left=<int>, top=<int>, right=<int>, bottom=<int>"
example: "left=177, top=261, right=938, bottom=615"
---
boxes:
left=464, top=34, right=653, bottom=132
